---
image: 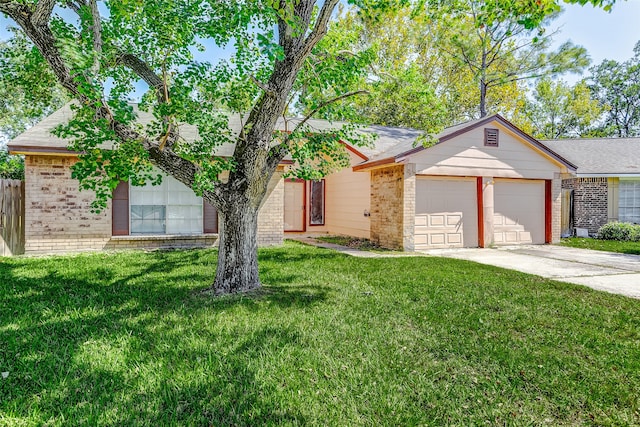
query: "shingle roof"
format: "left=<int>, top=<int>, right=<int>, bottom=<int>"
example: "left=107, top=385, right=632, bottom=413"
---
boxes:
left=7, top=103, right=424, bottom=160
left=540, top=138, right=640, bottom=176
left=354, top=114, right=577, bottom=171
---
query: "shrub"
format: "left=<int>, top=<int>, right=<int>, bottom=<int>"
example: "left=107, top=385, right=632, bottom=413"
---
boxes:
left=597, top=222, right=640, bottom=241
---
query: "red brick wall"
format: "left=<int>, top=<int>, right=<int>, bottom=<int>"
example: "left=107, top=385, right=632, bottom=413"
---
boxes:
left=562, top=177, right=608, bottom=235
left=370, top=165, right=404, bottom=249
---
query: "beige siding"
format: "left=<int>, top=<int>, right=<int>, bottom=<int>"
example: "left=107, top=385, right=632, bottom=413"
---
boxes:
left=412, top=122, right=562, bottom=180
left=324, top=151, right=371, bottom=238
left=608, top=177, right=619, bottom=222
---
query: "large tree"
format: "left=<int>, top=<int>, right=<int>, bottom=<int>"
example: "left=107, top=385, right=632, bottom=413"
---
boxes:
left=588, top=41, right=640, bottom=137
left=524, top=77, right=603, bottom=139
left=425, top=0, right=590, bottom=118
left=0, top=0, right=616, bottom=295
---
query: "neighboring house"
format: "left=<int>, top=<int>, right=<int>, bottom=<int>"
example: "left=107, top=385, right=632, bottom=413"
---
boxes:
left=7, top=105, right=574, bottom=254
left=540, top=138, right=640, bottom=236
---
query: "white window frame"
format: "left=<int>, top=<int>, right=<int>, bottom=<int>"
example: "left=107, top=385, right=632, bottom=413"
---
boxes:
left=129, top=173, right=204, bottom=235
left=619, top=178, right=640, bottom=224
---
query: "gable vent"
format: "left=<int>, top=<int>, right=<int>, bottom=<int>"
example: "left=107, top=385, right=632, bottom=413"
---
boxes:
left=484, top=128, right=499, bottom=147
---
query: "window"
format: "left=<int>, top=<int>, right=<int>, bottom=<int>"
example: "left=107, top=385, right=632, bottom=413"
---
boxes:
left=309, top=179, right=325, bottom=226
left=484, top=128, right=499, bottom=147
left=619, top=179, right=640, bottom=224
left=130, top=174, right=203, bottom=235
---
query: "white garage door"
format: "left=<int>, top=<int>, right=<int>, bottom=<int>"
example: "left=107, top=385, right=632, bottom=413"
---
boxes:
left=493, top=179, right=545, bottom=245
left=415, top=177, right=478, bottom=249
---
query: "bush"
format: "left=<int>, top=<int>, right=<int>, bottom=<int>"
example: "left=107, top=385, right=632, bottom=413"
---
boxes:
left=0, top=147, right=24, bottom=180
left=597, top=222, right=640, bottom=242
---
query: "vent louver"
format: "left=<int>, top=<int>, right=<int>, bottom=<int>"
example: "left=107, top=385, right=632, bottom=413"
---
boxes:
left=484, top=128, right=499, bottom=147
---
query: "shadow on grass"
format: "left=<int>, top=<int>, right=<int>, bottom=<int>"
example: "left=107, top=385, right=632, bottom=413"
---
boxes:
left=0, top=248, right=330, bottom=425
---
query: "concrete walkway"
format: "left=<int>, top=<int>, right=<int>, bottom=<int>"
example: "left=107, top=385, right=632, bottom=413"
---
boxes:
left=422, top=245, right=640, bottom=299
left=290, top=236, right=425, bottom=258
left=291, top=237, right=640, bottom=299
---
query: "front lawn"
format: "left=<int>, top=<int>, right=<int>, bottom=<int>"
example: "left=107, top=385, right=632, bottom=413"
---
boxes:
left=1, top=243, right=639, bottom=425
left=559, top=237, right=640, bottom=255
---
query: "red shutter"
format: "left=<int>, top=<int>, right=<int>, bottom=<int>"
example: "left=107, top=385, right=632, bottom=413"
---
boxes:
left=112, top=181, right=129, bottom=236
left=203, top=200, right=218, bottom=233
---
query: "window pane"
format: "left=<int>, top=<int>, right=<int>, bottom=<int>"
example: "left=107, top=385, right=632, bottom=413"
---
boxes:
left=129, top=171, right=203, bottom=235
left=619, top=180, right=640, bottom=224
left=309, top=180, right=325, bottom=225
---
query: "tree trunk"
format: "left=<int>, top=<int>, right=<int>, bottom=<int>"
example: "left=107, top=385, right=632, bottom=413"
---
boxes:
left=212, top=200, right=261, bottom=294
left=479, top=80, right=488, bottom=118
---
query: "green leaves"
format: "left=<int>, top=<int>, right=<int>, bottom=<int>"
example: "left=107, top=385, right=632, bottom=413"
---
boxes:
left=0, top=29, right=68, bottom=141
left=588, top=44, right=640, bottom=137
left=284, top=122, right=374, bottom=180
left=0, top=147, right=24, bottom=180
left=524, top=77, right=603, bottom=139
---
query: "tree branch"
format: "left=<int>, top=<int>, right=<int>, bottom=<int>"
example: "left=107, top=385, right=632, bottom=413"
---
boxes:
left=287, top=89, right=368, bottom=139
left=299, top=0, right=340, bottom=61
left=116, top=53, right=164, bottom=101
left=249, top=74, right=274, bottom=95
left=31, top=0, right=56, bottom=26
left=89, top=0, right=102, bottom=75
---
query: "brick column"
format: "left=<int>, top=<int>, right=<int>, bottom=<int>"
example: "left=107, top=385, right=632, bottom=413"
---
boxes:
left=370, top=165, right=404, bottom=249
left=257, top=167, right=284, bottom=246
left=551, top=173, right=563, bottom=242
left=403, top=164, right=416, bottom=251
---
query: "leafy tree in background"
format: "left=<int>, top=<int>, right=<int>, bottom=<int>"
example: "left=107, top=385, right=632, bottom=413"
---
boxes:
left=0, top=29, right=67, bottom=141
left=524, top=77, right=603, bottom=139
left=299, top=0, right=590, bottom=130
left=588, top=41, right=640, bottom=137
left=294, top=6, right=447, bottom=132
left=0, top=147, right=24, bottom=179
left=424, top=0, right=590, bottom=118
left=0, top=0, right=617, bottom=294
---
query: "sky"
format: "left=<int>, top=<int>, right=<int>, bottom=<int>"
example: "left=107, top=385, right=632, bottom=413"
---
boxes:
left=554, top=1, right=640, bottom=69
left=1, top=1, right=639, bottom=79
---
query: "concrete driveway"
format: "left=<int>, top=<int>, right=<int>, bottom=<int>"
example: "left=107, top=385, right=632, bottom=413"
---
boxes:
left=421, top=245, right=640, bottom=299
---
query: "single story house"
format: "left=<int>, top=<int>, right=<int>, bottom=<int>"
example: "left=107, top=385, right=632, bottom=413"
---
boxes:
left=540, top=137, right=640, bottom=236
left=7, top=105, right=575, bottom=254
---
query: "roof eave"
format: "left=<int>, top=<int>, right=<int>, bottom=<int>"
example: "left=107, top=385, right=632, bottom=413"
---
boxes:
left=352, top=157, right=400, bottom=172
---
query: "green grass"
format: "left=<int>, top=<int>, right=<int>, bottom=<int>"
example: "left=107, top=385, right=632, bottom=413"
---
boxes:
left=559, top=237, right=640, bottom=255
left=1, top=243, right=639, bottom=426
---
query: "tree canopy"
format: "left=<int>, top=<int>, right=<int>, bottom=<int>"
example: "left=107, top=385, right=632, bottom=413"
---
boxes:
left=588, top=41, right=640, bottom=137
left=523, top=77, right=603, bottom=139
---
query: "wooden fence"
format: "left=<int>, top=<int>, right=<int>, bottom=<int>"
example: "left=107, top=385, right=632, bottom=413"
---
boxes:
left=0, top=179, right=25, bottom=256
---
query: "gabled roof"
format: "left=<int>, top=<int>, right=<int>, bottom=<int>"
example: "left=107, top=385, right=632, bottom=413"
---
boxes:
left=7, top=103, right=423, bottom=161
left=540, top=137, right=640, bottom=176
left=353, top=114, right=577, bottom=171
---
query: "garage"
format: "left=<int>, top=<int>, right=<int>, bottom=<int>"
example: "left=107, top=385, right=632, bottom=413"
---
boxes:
left=415, top=176, right=478, bottom=249
left=355, top=114, right=576, bottom=250
left=493, top=179, right=546, bottom=244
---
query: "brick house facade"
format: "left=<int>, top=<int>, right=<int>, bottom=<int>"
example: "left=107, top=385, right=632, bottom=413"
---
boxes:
left=21, top=154, right=284, bottom=254
left=541, top=138, right=640, bottom=237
